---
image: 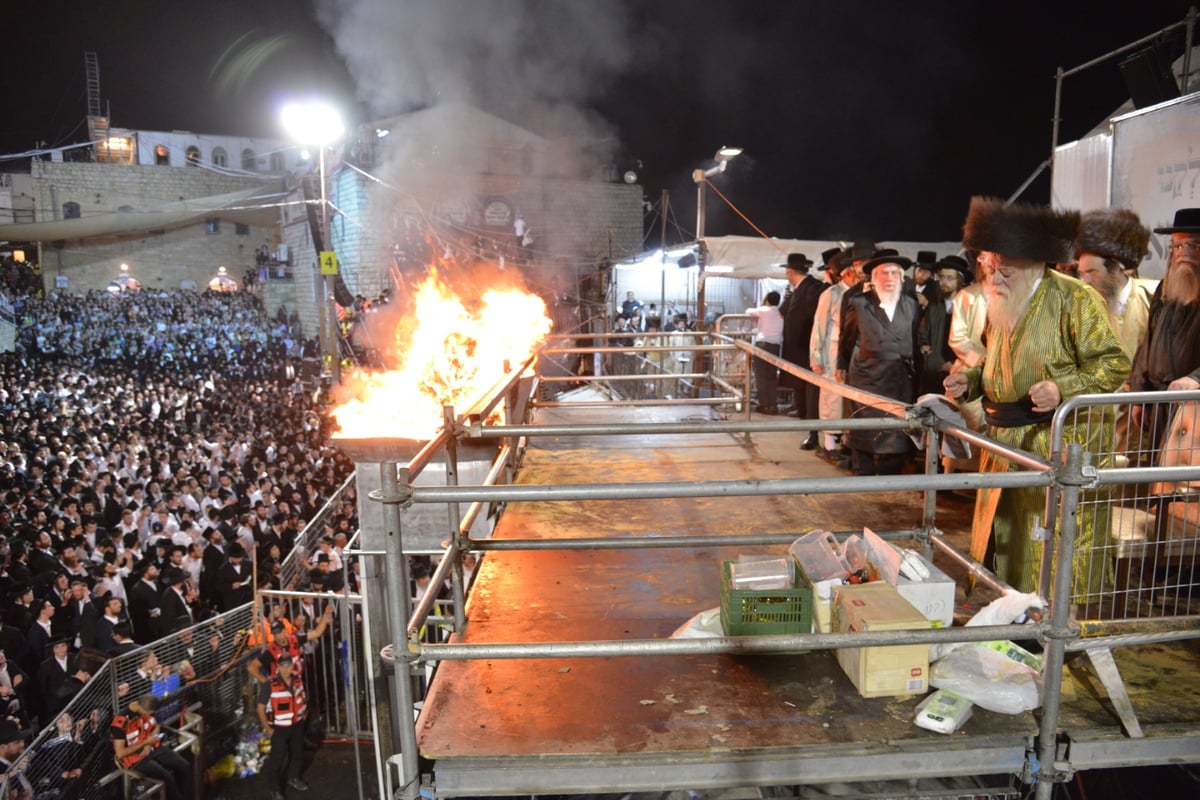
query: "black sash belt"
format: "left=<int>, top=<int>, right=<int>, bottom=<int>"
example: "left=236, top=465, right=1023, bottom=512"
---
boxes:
left=982, top=396, right=1054, bottom=428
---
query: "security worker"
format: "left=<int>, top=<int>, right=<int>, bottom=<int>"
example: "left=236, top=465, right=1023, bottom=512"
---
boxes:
left=110, top=693, right=191, bottom=800
left=256, top=653, right=308, bottom=799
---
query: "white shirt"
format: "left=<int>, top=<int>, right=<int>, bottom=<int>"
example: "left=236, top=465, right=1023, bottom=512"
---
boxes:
left=746, top=305, right=784, bottom=345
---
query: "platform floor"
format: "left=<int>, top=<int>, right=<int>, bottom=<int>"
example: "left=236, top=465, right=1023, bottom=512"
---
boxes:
left=415, top=405, right=1056, bottom=796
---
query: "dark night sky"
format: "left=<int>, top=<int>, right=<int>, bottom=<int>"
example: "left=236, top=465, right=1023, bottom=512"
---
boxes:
left=3, top=1, right=1196, bottom=244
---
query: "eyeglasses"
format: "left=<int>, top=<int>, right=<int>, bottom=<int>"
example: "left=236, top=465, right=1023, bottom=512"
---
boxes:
left=1168, top=240, right=1200, bottom=257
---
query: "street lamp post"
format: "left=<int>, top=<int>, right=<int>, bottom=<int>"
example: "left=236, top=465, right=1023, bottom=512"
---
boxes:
left=691, top=146, right=742, bottom=326
left=281, top=100, right=346, bottom=382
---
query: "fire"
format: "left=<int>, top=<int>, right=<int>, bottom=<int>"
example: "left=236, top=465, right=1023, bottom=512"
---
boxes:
left=333, top=268, right=552, bottom=440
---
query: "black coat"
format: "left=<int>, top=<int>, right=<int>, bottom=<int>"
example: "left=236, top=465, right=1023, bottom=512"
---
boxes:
left=128, top=579, right=163, bottom=644
left=778, top=277, right=828, bottom=387
left=216, top=560, right=254, bottom=611
left=917, top=294, right=955, bottom=396
left=838, top=290, right=921, bottom=454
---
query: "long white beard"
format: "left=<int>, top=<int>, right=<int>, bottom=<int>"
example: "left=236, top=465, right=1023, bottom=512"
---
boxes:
left=984, top=275, right=1038, bottom=333
left=875, top=286, right=901, bottom=307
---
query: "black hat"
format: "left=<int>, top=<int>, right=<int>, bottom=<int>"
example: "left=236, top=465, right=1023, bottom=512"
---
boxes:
left=935, top=255, right=973, bottom=285
left=276, top=652, right=294, bottom=665
left=0, top=719, right=28, bottom=744
left=162, top=566, right=188, bottom=585
left=914, top=251, right=938, bottom=269
left=849, top=239, right=877, bottom=261
left=270, top=620, right=286, bottom=634
left=315, top=552, right=330, bottom=564
left=785, top=253, right=811, bottom=273
left=49, top=633, right=73, bottom=647
left=820, top=247, right=842, bottom=266
left=962, top=196, right=1080, bottom=263
left=861, top=249, right=911, bottom=276
left=228, top=542, right=246, bottom=558
left=1153, top=208, right=1200, bottom=234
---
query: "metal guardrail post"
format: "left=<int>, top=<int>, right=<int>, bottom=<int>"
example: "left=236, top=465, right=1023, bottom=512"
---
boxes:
left=380, top=462, right=422, bottom=800
left=1034, top=442, right=1086, bottom=800
left=442, top=405, right=467, bottom=632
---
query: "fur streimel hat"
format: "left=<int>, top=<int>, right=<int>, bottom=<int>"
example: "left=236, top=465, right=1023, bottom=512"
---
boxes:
left=962, top=197, right=1080, bottom=263
left=1073, top=208, right=1150, bottom=271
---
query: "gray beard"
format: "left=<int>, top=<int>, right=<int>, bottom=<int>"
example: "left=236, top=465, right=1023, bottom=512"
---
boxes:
left=1163, top=262, right=1200, bottom=305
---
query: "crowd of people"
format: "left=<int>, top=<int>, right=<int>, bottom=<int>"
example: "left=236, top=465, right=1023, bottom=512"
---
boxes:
left=0, top=286, right=361, bottom=794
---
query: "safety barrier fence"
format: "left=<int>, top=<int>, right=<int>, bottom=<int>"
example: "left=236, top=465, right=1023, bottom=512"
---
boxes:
left=279, top=472, right=357, bottom=589
left=368, top=338, right=1200, bottom=800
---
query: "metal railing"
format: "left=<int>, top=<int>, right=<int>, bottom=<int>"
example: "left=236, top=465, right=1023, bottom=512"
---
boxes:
left=368, top=335, right=1200, bottom=800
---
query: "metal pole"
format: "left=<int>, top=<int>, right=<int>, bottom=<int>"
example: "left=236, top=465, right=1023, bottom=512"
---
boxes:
left=1034, top=442, right=1085, bottom=800
left=441, top=407, right=467, bottom=632
left=380, top=462, right=420, bottom=800
left=320, top=146, right=341, bottom=384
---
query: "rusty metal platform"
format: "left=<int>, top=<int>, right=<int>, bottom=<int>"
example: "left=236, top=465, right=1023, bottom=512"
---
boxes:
left=414, top=405, right=1199, bottom=796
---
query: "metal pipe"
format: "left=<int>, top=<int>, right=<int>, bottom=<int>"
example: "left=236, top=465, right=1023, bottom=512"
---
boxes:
left=471, top=528, right=919, bottom=551
left=538, top=372, right=709, bottom=382
left=456, top=444, right=510, bottom=538
left=1035, top=443, right=1085, bottom=800
left=935, top=420, right=1053, bottom=472
left=929, top=534, right=1010, bottom=596
left=407, top=622, right=1044, bottom=663
left=531, top=397, right=738, bottom=408
left=468, top=418, right=912, bottom=438
left=542, top=344, right=736, bottom=354
left=409, top=539, right=457, bottom=636
left=379, top=462, right=421, bottom=800
left=408, top=469, right=1051, bottom=504
left=442, top=406, right=467, bottom=632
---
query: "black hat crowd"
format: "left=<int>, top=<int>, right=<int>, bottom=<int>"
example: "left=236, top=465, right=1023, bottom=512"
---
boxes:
left=0, top=286, right=356, bottom=738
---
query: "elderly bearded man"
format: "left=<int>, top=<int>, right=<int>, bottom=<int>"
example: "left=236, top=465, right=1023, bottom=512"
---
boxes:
left=945, top=198, right=1129, bottom=599
left=1129, top=208, right=1200, bottom=444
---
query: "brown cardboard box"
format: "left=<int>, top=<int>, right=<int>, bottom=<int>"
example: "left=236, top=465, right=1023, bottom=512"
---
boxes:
left=834, top=582, right=931, bottom=698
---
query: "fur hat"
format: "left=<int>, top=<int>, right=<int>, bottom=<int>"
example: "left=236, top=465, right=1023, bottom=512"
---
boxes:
left=1073, top=208, right=1150, bottom=270
left=962, top=197, right=1080, bottom=263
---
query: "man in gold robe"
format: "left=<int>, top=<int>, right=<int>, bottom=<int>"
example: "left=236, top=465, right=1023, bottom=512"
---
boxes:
left=945, top=198, right=1130, bottom=600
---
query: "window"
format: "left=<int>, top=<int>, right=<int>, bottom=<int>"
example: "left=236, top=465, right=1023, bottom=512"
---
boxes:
left=63, top=202, right=81, bottom=219
left=206, top=217, right=220, bottom=234
left=185, top=146, right=201, bottom=166
left=241, top=148, right=256, bottom=170
left=269, top=152, right=284, bottom=172
left=154, top=145, right=169, bottom=165
left=235, top=223, right=250, bottom=235
left=212, top=147, right=228, bottom=168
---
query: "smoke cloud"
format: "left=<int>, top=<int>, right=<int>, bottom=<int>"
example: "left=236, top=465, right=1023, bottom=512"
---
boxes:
left=314, top=0, right=636, bottom=139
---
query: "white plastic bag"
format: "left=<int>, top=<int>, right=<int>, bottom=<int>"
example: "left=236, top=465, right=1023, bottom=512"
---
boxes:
left=932, top=590, right=1045, bottom=661
left=929, top=645, right=1042, bottom=714
left=670, top=607, right=724, bottom=639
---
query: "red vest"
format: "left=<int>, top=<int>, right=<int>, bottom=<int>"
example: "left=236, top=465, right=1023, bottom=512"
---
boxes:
left=112, top=713, right=159, bottom=768
left=266, top=635, right=303, bottom=677
left=266, top=674, right=307, bottom=727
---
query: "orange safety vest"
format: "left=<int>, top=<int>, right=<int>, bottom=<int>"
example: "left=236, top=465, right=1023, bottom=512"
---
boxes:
left=266, top=675, right=307, bottom=727
left=112, top=713, right=159, bottom=769
left=248, top=616, right=295, bottom=647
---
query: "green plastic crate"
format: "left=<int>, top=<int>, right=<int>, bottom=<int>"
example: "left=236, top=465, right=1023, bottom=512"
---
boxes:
left=719, top=560, right=813, bottom=638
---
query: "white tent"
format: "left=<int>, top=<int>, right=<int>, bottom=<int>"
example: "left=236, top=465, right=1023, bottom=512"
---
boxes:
left=613, top=236, right=960, bottom=326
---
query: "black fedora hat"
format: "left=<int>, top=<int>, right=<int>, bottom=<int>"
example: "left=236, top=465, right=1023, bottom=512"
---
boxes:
left=1153, top=208, right=1200, bottom=234
left=914, top=250, right=938, bottom=268
left=785, top=253, right=812, bottom=273
left=861, top=249, right=911, bottom=276
left=935, top=255, right=973, bottom=285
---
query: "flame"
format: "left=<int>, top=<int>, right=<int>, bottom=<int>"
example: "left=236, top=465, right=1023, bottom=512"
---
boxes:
left=333, top=267, right=552, bottom=440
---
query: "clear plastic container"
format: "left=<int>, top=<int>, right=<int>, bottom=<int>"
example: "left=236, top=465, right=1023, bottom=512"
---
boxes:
left=788, top=531, right=851, bottom=582
left=729, top=556, right=793, bottom=590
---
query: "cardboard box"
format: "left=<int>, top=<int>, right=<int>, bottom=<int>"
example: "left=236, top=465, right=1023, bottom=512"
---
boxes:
left=895, top=555, right=956, bottom=628
left=834, top=582, right=931, bottom=698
